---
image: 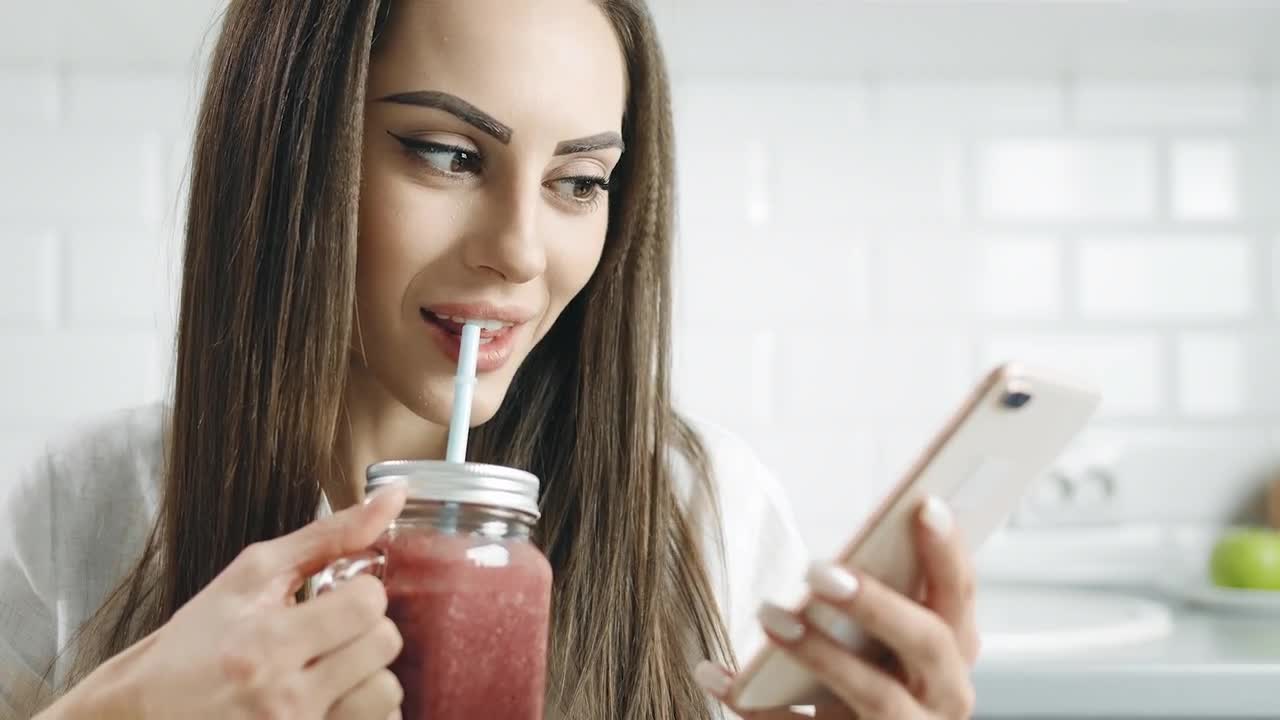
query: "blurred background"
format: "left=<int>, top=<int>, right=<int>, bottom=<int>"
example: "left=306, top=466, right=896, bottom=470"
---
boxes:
left=4, top=2, right=1280, bottom=715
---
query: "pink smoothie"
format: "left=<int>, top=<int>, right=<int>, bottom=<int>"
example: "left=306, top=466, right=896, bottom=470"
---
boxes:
left=381, top=531, right=552, bottom=720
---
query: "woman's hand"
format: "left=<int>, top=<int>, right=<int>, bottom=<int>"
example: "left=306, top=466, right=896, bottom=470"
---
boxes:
left=41, top=483, right=410, bottom=720
left=698, top=496, right=980, bottom=719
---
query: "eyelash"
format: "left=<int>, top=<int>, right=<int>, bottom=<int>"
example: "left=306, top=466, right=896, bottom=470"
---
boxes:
left=389, top=132, right=611, bottom=212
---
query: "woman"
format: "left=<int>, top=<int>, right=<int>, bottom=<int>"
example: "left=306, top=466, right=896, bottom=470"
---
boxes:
left=0, top=0, right=980, bottom=718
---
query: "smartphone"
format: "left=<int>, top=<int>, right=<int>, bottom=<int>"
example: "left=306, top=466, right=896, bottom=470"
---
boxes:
left=726, top=362, right=1102, bottom=711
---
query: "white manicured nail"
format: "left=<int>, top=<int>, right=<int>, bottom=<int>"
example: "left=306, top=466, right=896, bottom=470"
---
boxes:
left=693, top=660, right=732, bottom=696
left=759, top=603, right=806, bottom=642
left=805, top=601, right=864, bottom=649
left=922, top=495, right=954, bottom=537
left=807, top=563, right=860, bottom=600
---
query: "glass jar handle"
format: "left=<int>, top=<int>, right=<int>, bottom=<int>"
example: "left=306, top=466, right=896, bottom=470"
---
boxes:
left=313, top=549, right=387, bottom=595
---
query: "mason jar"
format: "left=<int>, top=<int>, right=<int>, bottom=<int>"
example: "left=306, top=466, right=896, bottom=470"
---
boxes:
left=317, top=460, right=552, bottom=720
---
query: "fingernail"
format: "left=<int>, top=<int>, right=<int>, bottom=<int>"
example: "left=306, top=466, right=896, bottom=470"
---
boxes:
left=758, top=603, right=805, bottom=642
left=693, top=660, right=732, bottom=697
left=806, top=563, right=860, bottom=600
left=921, top=495, right=954, bottom=537
left=804, top=601, right=863, bottom=649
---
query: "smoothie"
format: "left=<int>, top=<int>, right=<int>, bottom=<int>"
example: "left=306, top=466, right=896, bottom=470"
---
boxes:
left=381, top=530, right=553, bottom=719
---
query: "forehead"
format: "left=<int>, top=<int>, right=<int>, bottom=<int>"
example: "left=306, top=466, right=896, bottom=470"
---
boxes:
left=369, top=0, right=629, bottom=139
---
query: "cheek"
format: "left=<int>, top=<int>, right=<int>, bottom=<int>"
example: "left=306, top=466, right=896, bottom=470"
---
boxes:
left=355, top=212, right=411, bottom=325
left=356, top=170, right=453, bottom=314
left=544, top=214, right=608, bottom=307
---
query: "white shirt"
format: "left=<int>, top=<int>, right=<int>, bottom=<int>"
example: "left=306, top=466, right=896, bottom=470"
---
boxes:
left=0, top=404, right=810, bottom=716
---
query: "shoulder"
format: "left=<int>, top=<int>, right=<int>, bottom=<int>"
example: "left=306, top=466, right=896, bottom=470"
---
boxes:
left=6, top=403, right=166, bottom=528
left=670, top=415, right=799, bottom=536
left=1, top=403, right=166, bottom=621
left=41, top=402, right=167, bottom=475
left=0, top=403, right=166, bottom=708
left=669, top=415, right=810, bottom=660
left=669, top=415, right=778, bottom=506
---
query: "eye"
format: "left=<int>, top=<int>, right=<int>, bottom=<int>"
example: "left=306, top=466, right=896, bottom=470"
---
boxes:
left=389, top=132, right=482, bottom=176
left=549, top=176, right=610, bottom=206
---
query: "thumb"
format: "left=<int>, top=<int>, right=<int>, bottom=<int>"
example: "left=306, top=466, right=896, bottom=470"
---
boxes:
left=229, top=481, right=407, bottom=593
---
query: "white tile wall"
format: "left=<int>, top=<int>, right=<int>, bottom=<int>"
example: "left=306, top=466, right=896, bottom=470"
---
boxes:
left=1073, top=81, right=1262, bottom=129
left=979, top=236, right=1063, bottom=318
left=0, top=67, right=58, bottom=124
left=0, top=1, right=208, bottom=474
left=851, top=138, right=969, bottom=220
left=0, top=132, right=160, bottom=220
left=1171, top=140, right=1240, bottom=220
left=1176, top=334, right=1249, bottom=417
left=876, top=83, right=1066, bottom=131
left=4, top=1, right=1280, bottom=555
left=0, top=333, right=160, bottom=420
left=1176, top=334, right=1280, bottom=417
left=1077, top=236, right=1253, bottom=318
left=977, top=139, right=1158, bottom=221
left=64, top=70, right=194, bottom=131
left=65, top=228, right=178, bottom=330
left=872, top=231, right=976, bottom=320
left=0, top=229, right=58, bottom=329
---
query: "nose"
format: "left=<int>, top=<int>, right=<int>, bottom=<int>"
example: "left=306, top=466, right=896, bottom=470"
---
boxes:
left=462, top=178, right=547, bottom=285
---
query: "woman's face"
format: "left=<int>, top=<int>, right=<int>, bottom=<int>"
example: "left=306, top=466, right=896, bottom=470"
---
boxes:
left=356, top=0, right=627, bottom=428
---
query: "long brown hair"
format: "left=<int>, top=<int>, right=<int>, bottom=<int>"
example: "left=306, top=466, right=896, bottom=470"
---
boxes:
left=51, top=1, right=734, bottom=718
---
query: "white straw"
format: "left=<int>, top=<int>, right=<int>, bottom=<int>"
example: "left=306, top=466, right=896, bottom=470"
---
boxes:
left=445, top=323, right=481, bottom=463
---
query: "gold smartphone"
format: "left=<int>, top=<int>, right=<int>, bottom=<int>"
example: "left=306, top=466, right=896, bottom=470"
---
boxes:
left=727, top=363, right=1102, bottom=710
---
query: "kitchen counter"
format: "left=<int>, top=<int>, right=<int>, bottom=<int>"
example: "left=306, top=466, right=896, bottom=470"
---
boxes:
left=973, top=599, right=1280, bottom=719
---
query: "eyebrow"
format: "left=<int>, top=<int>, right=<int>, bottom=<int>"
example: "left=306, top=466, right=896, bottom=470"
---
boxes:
left=376, top=90, right=512, bottom=144
left=555, top=132, right=624, bottom=156
left=376, top=89, right=624, bottom=157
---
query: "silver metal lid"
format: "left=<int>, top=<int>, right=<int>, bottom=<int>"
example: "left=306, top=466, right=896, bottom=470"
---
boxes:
left=365, top=460, right=541, bottom=519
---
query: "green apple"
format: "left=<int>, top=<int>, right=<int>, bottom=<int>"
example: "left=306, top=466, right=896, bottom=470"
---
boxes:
left=1211, top=528, right=1280, bottom=591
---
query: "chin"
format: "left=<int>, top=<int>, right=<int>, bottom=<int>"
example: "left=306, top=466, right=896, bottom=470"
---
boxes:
left=402, top=372, right=509, bottom=429
left=462, top=389, right=504, bottom=427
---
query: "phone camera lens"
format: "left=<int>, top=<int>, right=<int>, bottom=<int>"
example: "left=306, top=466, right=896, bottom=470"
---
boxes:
left=1001, top=382, right=1033, bottom=409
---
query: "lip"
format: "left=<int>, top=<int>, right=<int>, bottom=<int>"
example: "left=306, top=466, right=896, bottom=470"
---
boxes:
left=419, top=303, right=535, bottom=373
left=423, top=302, right=536, bottom=325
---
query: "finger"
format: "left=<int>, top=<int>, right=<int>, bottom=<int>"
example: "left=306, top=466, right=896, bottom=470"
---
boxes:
left=693, top=660, right=733, bottom=701
left=308, top=616, right=404, bottom=707
left=229, top=481, right=407, bottom=592
left=804, top=563, right=972, bottom=710
left=693, top=660, right=810, bottom=719
left=915, top=497, right=972, bottom=626
left=915, top=496, right=981, bottom=664
left=277, top=574, right=388, bottom=667
left=229, top=575, right=387, bottom=677
left=758, top=604, right=921, bottom=720
left=325, top=668, right=404, bottom=720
